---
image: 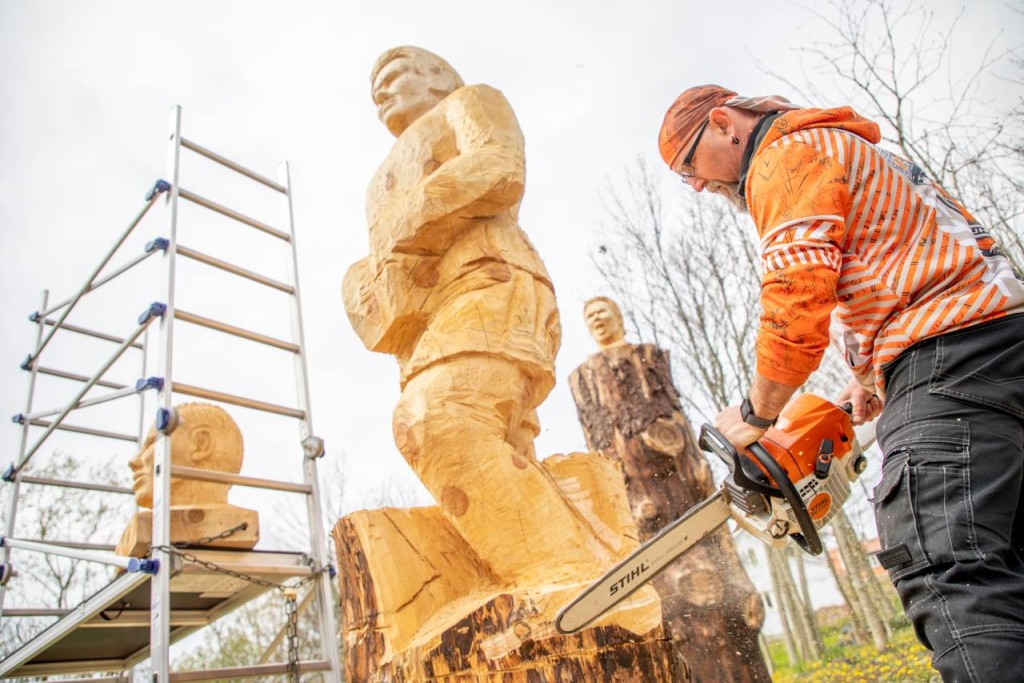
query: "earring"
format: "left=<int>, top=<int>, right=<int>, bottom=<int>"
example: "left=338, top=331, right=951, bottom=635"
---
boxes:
left=731, top=136, right=740, bottom=145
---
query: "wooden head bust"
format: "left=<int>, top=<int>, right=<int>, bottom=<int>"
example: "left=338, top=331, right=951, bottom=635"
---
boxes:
left=584, top=297, right=627, bottom=350
left=129, top=402, right=243, bottom=508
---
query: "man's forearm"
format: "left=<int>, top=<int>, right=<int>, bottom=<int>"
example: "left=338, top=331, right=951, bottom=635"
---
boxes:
left=748, top=373, right=801, bottom=422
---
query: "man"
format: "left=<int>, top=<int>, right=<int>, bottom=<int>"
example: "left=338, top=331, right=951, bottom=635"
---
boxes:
left=657, top=85, right=1024, bottom=681
left=344, top=47, right=614, bottom=582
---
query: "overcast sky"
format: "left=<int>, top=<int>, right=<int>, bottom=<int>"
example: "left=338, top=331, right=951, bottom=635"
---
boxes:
left=1, top=0, right=1019, bottom=525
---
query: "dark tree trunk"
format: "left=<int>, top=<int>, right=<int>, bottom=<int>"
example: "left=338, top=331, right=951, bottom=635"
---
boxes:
left=570, top=342, right=771, bottom=683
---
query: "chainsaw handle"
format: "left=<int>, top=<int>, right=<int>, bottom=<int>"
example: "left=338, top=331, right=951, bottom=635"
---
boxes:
left=746, top=442, right=824, bottom=556
left=698, top=425, right=780, bottom=499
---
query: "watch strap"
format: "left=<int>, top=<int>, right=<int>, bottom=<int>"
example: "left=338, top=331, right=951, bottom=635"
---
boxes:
left=741, top=397, right=776, bottom=429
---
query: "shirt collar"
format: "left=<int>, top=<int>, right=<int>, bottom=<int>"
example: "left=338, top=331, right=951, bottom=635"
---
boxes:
left=738, top=112, right=782, bottom=198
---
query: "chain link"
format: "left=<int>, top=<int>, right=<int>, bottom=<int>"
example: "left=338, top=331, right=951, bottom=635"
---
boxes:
left=150, top=543, right=334, bottom=681
left=285, top=588, right=300, bottom=683
left=174, top=522, right=249, bottom=548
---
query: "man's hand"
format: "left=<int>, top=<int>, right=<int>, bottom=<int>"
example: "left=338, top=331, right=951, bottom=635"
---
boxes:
left=715, top=404, right=767, bottom=453
left=837, top=376, right=883, bottom=425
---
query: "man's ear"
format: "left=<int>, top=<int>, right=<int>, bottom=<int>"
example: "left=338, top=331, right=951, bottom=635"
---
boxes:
left=190, top=428, right=214, bottom=464
left=708, top=107, right=733, bottom=139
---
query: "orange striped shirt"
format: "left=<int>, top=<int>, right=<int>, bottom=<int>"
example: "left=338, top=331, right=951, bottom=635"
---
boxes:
left=745, top=108, right=1024, bottom=391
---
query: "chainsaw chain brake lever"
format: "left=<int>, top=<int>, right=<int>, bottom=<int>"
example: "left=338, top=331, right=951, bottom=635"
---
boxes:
left=698, top=425, right=779, bottom=499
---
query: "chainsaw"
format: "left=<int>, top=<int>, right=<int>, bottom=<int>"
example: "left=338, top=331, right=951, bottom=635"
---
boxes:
left=555, top=392, right=873, bottom=634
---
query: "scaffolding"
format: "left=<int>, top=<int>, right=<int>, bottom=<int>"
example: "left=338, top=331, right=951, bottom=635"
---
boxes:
left=0, top=106, right=342, bottom=682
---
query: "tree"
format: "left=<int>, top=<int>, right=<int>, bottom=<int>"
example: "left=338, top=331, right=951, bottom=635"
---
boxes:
left=0, top=452, right=132, bottom=659
left=761, top=0, right=1023, bottom=269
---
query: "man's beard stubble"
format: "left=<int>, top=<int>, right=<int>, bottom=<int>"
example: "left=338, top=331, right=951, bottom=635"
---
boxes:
left=706, top=180, right=749, bottom=214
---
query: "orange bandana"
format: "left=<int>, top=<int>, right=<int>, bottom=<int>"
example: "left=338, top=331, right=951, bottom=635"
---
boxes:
left=658, top=85, right=736, bottom=172
left=658, top=85, right=801, bottom=173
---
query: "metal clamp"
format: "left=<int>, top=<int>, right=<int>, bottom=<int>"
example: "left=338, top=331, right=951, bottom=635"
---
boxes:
left=2, top=464, right=15, bottom=482
left=19, top=354, right=34, bottom=370
left=145, top=179, right=172, bottom=202
left=145, top=237, right=170, bottom=253
left=0, top=561, right=14, bottom=586
left=138, top=302, right=168, bottom=325
left=135, top=377, right=165, bottom=392
left=302, top=436, right=325, bottom=459
left=126, top=557, right=160, bottom=574
left=156, top=407, right=179, bottom=435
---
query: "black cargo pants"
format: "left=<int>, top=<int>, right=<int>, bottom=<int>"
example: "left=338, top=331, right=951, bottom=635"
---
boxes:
left=873, top=314, right=1024, bottom=682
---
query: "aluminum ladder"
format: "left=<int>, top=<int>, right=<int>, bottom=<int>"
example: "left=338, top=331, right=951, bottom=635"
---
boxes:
left=0, top=105, right=342, bottom=682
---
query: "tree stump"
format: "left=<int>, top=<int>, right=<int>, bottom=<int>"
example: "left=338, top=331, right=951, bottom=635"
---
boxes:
left=332, top=452, right=679, bottom=682
left=570, top=342, right=770, bottom=683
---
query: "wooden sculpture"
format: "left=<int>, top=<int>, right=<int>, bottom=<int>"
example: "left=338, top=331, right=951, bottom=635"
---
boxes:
left=116, top=402, right=259, bottom=557
left=335, top=47, right=675, bottom=681
left=569, top=297, right=771, bottom=683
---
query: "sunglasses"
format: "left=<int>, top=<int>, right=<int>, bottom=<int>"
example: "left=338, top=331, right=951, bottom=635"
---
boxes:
left=677, top=118, right=710, bottom=182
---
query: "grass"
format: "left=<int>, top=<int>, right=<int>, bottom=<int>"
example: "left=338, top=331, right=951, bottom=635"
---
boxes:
left=768, top=623, right=940, bottom=683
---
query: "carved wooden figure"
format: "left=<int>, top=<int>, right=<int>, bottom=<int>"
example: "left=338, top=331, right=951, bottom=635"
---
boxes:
left=570, top=297, right=771, bottom=683
left=116, top=402, right=259, bottom=556
left=335, top=47, right=675, bottom=681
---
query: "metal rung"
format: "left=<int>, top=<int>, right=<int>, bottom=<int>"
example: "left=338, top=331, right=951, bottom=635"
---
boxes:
left=79, top=610, right=209, bottom=628
left=177, top=188, right=290, bottom=242
left=33, top=540, right=118, bottom=551
left=39, top=318, right=145, bottom=350
left=177, top=245, right=294, bottom=294
left=0, top=537, right=138, bottom=570
left=173, top=382, right=305, bottom=419
left=19, top=474, right=133, bottom=496
left=22, top=382, right=152, bottom=423
left=175, top=310, right=299, bottom=353
left=2, top=608, right=71, bottom=617
left=169, top=660, right=330, bottom=682
left=171, top=465, right=311, bottom=494
left=18, top=677, right=128, bottom=683
left=181, top=137, right=288, bottom=194
left=37, top=248, right=160, bottom=320
left=34, top=366, right=127, bottom=390
left=17, top=417, right=138, bottom=443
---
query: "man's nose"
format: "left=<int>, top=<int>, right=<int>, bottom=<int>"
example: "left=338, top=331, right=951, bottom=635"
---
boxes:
left=372, top=88, right=389, bottom=105
left=690, top=178, right=707, bottom=193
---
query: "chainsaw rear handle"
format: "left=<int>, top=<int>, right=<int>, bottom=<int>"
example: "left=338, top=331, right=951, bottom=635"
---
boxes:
left=698, top=424, right=824, bottom=556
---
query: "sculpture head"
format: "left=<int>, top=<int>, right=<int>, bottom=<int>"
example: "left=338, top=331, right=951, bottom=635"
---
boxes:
left=370, top=46, right=465, bottom=137
left=128, top=403, right=244, bottom=508
left=584, top=297, right=627, bottom=349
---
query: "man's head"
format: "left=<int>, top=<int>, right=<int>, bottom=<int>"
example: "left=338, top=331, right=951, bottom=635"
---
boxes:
left=584, top=297, right=627, bottom=349
left=129, top=403, right=244, bottom=508
left=370, top=46, right=464, bottom=137
left=658, top=85, right=799, bottom=203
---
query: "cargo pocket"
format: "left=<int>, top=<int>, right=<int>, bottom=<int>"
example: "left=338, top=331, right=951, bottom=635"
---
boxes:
left=872, top=449, right=924, bottom=582
left=874, top=419, right=975, bottom=582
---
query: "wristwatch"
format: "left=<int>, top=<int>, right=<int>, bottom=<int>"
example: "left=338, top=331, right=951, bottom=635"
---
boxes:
left=741, top=397, right=776, bottom=430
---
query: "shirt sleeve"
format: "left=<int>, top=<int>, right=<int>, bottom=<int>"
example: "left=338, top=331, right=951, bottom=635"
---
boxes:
left=747, top=137, right=848, bottom=387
